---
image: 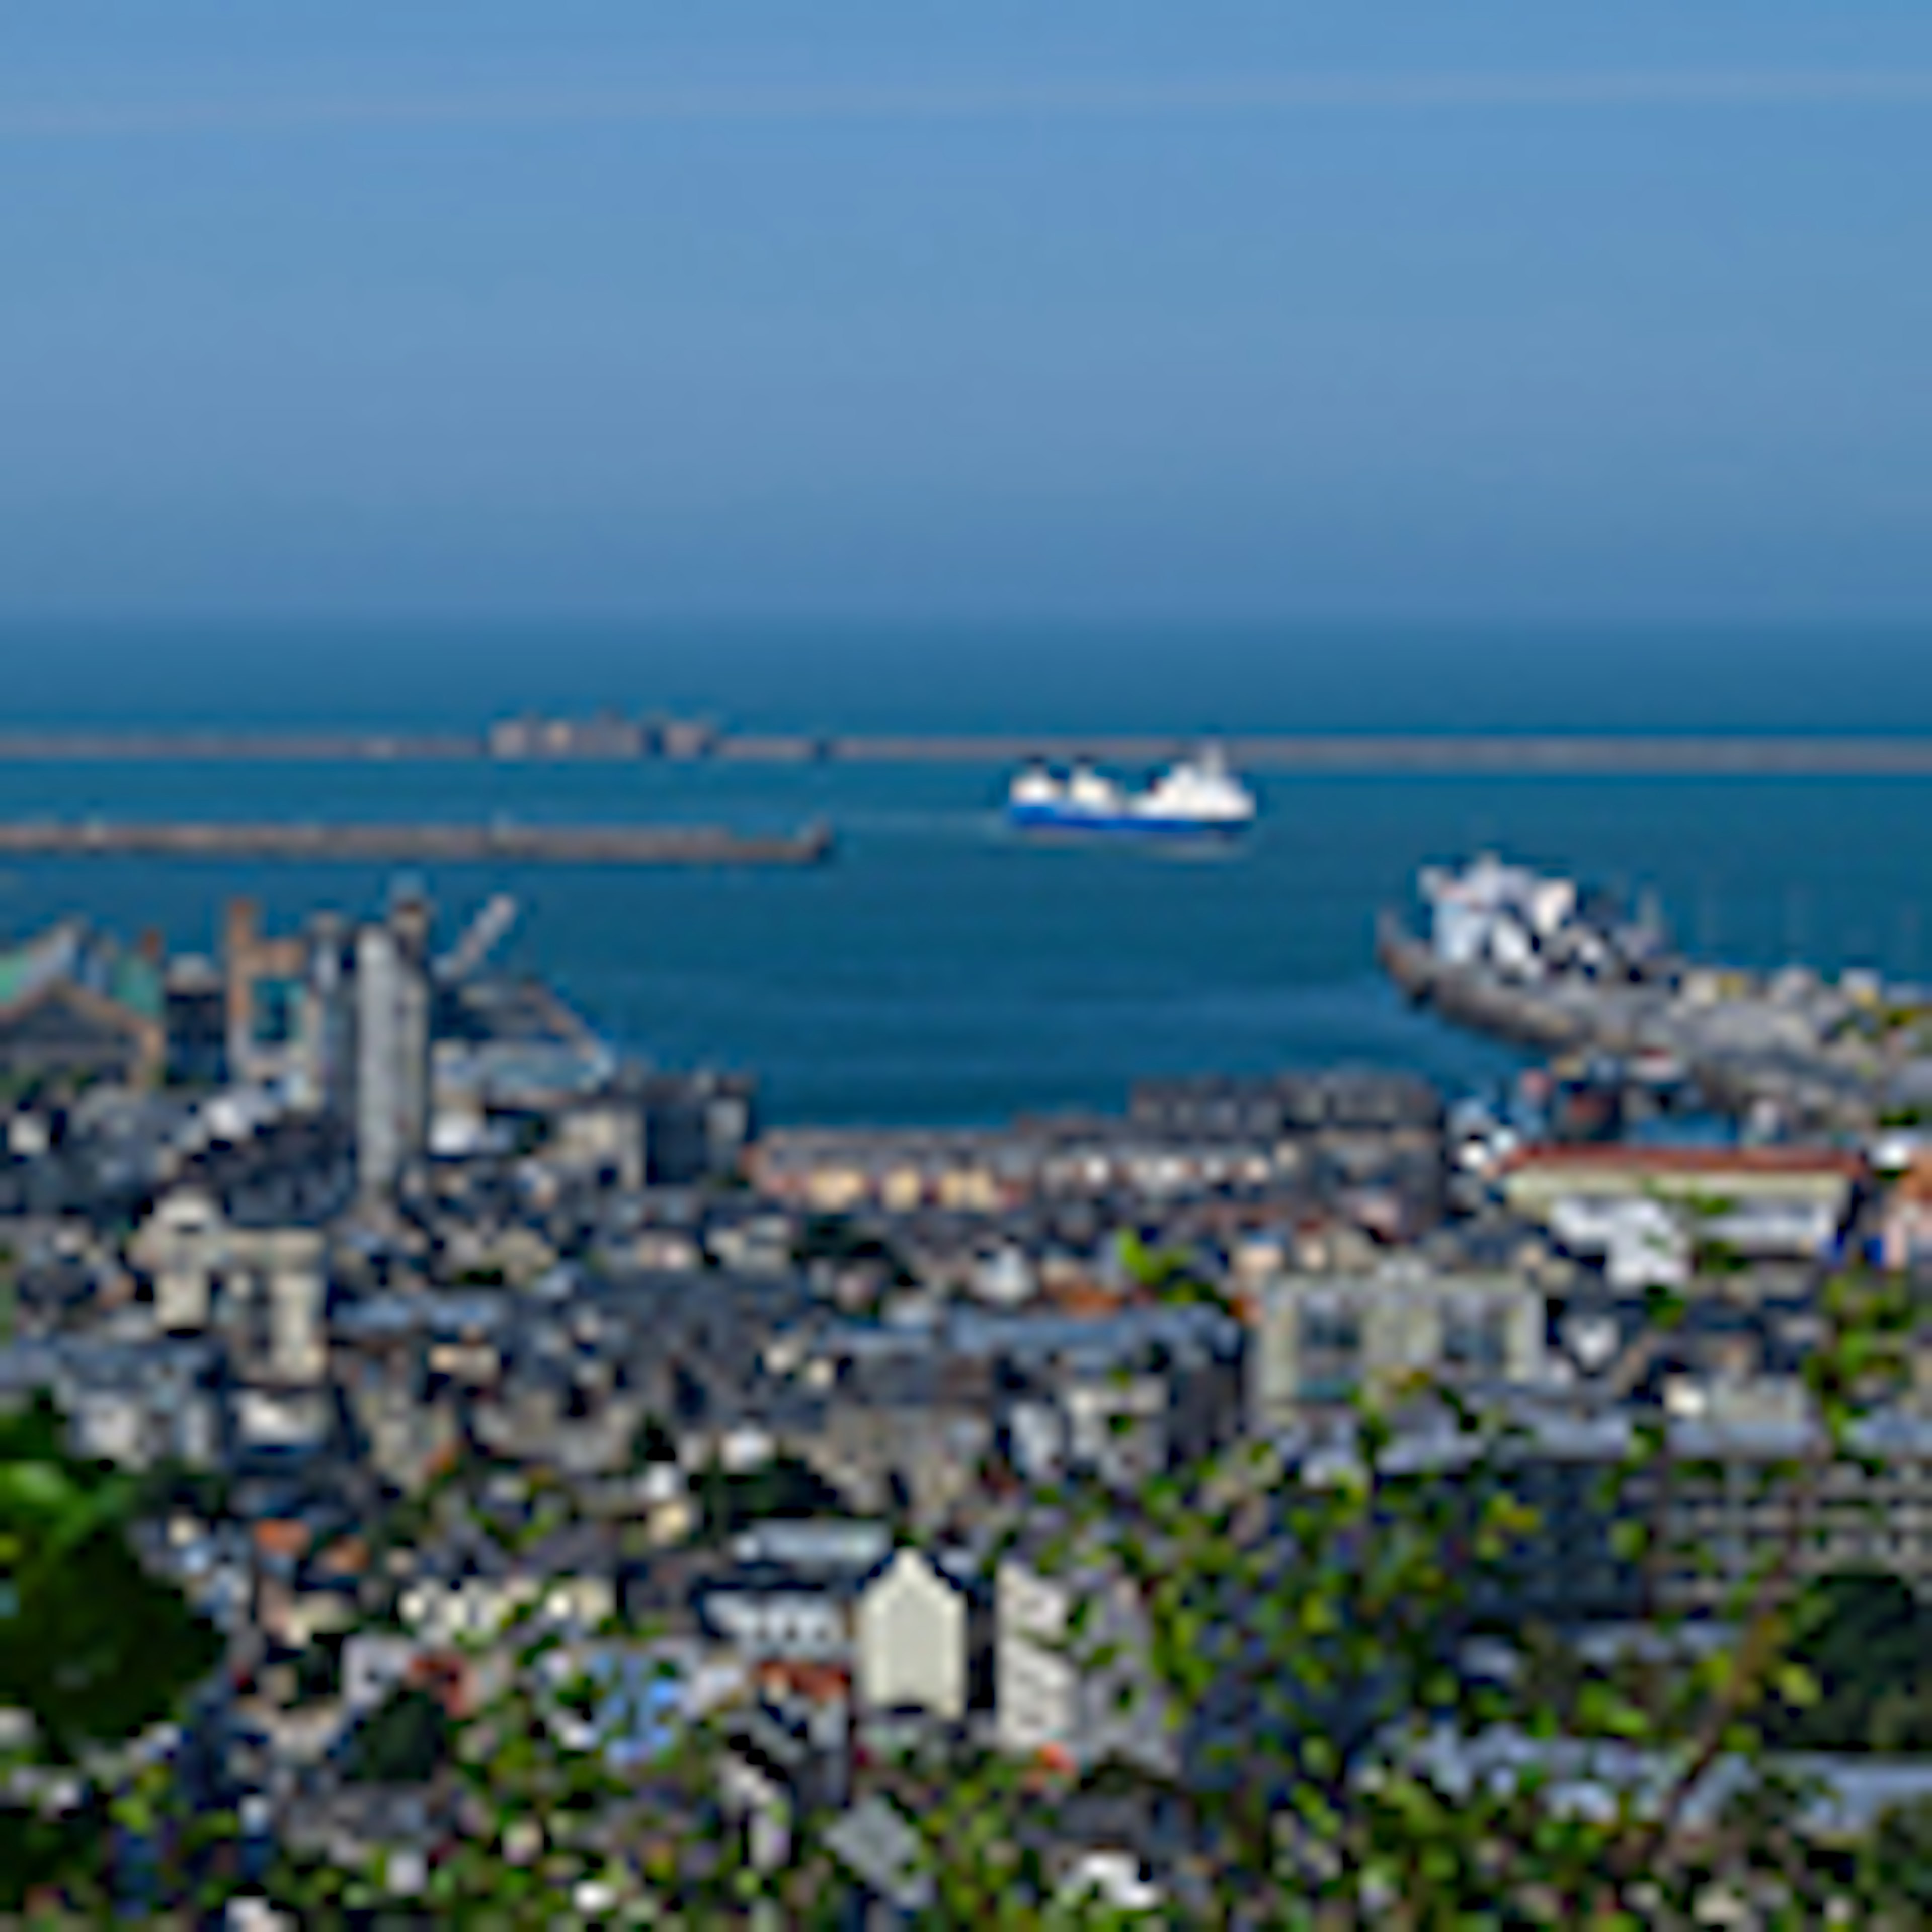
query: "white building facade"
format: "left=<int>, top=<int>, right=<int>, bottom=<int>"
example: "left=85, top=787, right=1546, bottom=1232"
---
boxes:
left=856, top=1548, right=967, bottom=1721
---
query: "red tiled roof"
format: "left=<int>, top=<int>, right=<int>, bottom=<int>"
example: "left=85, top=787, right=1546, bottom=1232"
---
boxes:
left=408, top=1651, right=473, bottom=1718
left=253, top=1519, right=311, bottom=1559
left=1045, top=1281, right=1128, bottom=1317
left=759, top=1660, right=849, bottom=1704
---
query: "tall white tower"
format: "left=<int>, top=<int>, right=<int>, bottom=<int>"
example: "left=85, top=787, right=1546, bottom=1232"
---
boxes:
left=355, top=917, right=429, bottom=1202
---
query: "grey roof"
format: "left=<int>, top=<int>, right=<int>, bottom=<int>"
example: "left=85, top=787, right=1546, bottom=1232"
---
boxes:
left=823, top=1796, right=935, bottom=1913
left=1404, top=1727, right=1932, bottom=1840
left=729, top=1519, right=892, bottom=1576
left=1339, top=1401, right=1932, bottom=1477
left=332, top=1289, right=513, bottom=1339
left=959, top=1302, right=1243, bottom=1367
left=817, top=1302, right=1245, bottom=1383
left=696, top=1560, right=871, bottom=1608
left=0, top=1334, right=218, bottom=1397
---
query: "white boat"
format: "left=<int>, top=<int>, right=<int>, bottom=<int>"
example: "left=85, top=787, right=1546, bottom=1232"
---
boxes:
left=1006, top=747, right=1256, bottom=836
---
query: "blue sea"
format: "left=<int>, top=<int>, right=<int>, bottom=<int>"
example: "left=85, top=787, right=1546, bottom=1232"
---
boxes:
left=2, top=623, right=1930, bottom=1125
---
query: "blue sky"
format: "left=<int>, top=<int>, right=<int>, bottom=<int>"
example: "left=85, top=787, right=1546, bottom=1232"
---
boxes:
left=3, top=3, right=1930, bottom=625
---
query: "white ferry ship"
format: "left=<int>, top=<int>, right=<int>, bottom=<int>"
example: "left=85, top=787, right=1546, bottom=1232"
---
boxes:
left=1006, top=747, right=1257, bottom=837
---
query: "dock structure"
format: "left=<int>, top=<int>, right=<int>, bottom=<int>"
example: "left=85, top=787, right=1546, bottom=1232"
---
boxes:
left=10, top=727, right=1932, bottom=774
left=830, top=734, right=1932, bottom=775
left=0, top=731, right=480, bottom=762
left=0, top=820, right=834, bottom=868
left=1376, top=913, right=1877, bottom=1130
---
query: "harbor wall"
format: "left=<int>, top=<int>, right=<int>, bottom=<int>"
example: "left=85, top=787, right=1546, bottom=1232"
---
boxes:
left=0, top=821, right=833, bottom=867
left=8, top=729, right=1932, bottom=773
left=1376, top=915, right=1874, bottom=1130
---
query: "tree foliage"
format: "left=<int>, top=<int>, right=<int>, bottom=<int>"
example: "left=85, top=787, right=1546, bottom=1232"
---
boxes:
left=696, top=1452, right=848, bottom=1541
left=0, top=1393, right=221, bottom=1763
left=1766, top=1569, right=1932, bottom=1753
left=347, top=1686, right=452, bottom=1786
left=16, top=1267, right=1932, bottom=1922
left=0, top=1392, right=224, bottom=1912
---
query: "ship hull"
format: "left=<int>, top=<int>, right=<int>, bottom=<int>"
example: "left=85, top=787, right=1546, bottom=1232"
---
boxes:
left=1007, top=805, right=1248, bottom=838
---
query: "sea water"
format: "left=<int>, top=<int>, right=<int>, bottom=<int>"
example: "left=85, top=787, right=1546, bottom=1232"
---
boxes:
left=0, top=624, right=1928, bottom=1124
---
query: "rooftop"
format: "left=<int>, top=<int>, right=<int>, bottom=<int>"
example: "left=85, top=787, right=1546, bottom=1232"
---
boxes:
left=1502, top=1144, right=1864, bottom=1179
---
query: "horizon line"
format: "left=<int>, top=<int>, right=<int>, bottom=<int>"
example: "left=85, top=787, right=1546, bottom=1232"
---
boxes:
left=4, top=614, right=1932, bottom=635
left=4, top=69, right=1932, bottom=140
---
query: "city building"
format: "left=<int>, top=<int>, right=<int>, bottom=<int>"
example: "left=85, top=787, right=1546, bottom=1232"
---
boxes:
left=129, top=1187, right=328, bottom=1382
left=1882, top=1150, right=1932, bottom=1272
left=223, top=899, right=342, bottom=1102
left=1250, top=1262, right=1549, bottom=1426
left=854, top=1547, right=968, bottom=1722
left=163, top=954, right=229, bottom=1087
left=1500, top=1144, right=1864, bottom=1268
left=0, top=921, right=164, bottom=1093
left=354, top=904, right=431, bottom=1202
left=995, top=1540, right=1175, bottom=1778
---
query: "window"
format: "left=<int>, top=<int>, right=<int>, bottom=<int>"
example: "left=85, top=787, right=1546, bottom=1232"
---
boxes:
left=1298, top=1299, right=1361, bottom=1403
left=1298, top=1302, right=1361, bottom=1357
left=1441, top=1300, right=1510, bottom=1375
left=253, top=978, right=299, bottom=1048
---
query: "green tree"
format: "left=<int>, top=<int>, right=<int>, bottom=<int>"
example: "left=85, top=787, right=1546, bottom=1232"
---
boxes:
left=21, top=1267, right=1932, bottom=1924
left=347, top=1685, right=452, bottom=1786
left=1866, top=1794, right=1932, bottom=1921
left=1765, top=1569, right=1932, bottom=1753
left=0, top=1390, right=224, bottom=1914
left=0, top=1393, right=221, bottom=1763
left=626, top=1410, right=677, bottom=1470
left=790, top=1264, right=1916, bottom=1927
left=1118, top=1230, right=1233, bottom=1314
left=696, top=1452, right=847, bottom=1541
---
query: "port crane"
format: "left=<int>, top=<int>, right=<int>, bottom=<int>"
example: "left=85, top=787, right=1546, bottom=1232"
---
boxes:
left=434, top=893, right=519, bottom=985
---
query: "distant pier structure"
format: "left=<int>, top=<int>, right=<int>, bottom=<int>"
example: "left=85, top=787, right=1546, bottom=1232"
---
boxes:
left=0, top=819, right=833, bottom=868
left=6, top=713, right=1932, bottom=774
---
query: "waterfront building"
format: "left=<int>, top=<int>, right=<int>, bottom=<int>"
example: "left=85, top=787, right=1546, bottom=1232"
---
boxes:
left=1129, top=1068, right=1442, bottom=1139
left=354, top=912, right=430, bottom=1203
left=428, top=973, right=614, bottom=1120
left=633, top=1070, right=757, bottom=1188
left=223, top=899, right=318, bottom=1097
left=0, top=921, right=164, bottom=1093
left=163, top=954, right=228, bottom=1087
left=1499, top=1144, right=1864, bottom=1266
left=746, top=1126, right=1020, bottom=1216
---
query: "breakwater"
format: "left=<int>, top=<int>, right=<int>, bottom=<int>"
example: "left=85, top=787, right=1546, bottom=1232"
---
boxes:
left=1376, top=915, right=1878, bottom=1129
left=10, top=728, right=1932, bottom=774
left=0, top=732, right=478, bottom=762
left=0, top=820, right=834, bottom=867
left=833, top=734, right=1932, bottom=774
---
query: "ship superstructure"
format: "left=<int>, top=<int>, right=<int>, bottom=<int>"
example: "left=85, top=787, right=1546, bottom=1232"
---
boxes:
left=1006, top=747, right=1256, bottom=837
left=1417, top=855, right=1670, bottom=984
